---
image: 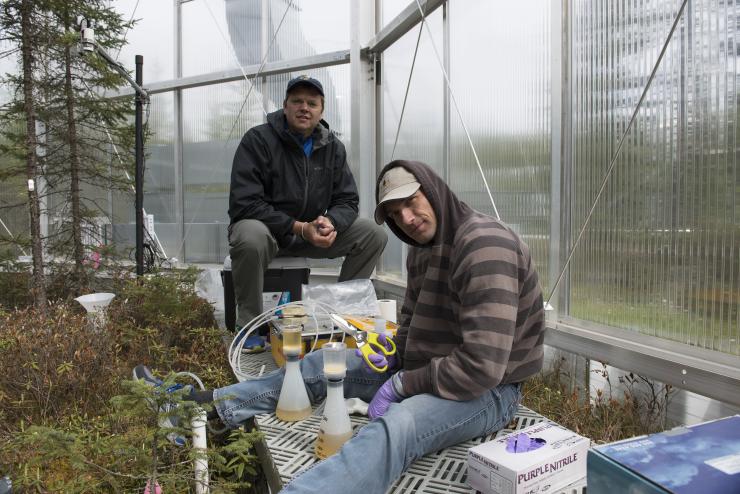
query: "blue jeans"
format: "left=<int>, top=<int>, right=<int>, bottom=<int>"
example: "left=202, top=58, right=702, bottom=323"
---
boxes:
left=213, top=350, right=522, bottom=494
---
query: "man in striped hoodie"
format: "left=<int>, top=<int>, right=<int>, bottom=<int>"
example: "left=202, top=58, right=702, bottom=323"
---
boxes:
left=278, top=159, right=545, bottom=492
left=368, top=159, right=545, bottom=410
left=134, top=159, right=544, bottom=494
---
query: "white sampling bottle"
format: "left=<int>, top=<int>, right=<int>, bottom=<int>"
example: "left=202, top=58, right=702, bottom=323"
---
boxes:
left=315, top=342, right=353, bottom=459
left=276, top=324, right=311, bottom=421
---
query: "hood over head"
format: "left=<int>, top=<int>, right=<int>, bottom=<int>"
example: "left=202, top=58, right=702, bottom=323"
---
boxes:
left=375, top=160, right=474, bottom=247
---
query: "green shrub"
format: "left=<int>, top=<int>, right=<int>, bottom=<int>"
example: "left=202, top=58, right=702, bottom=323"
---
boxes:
left=522, top=357, right=673, bottom=443
left=0, top=268, right=262, bottom=493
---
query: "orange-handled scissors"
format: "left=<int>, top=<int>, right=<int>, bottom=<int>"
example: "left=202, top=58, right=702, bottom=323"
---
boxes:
left=330, top=314, right=397, bottom=373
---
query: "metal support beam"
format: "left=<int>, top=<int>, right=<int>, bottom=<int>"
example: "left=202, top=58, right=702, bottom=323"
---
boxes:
left=351, top=0, right=377, bottom=218
left=111, top=51, right=350, bottom=98
left=173, top=0, right=185, bottom=263
left=365, top=0, right=445, bottom=55
left=546, top=319, right=740, bottom=408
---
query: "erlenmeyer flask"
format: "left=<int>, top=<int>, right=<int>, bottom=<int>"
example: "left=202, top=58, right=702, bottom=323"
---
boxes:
left=315, top=342, right=352, bottom=459
left=276, top=324, right=311, bottom=421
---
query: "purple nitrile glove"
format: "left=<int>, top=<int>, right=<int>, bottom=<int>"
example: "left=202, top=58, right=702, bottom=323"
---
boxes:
left=354, top=333, right=397, bottom=373
left=505, top=433, right=547, bottom=453
left=368, top=377, right=403, bottom=420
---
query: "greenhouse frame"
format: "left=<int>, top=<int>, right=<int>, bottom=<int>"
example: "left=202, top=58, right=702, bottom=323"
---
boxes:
left=1, top=0, right=738, bottom=434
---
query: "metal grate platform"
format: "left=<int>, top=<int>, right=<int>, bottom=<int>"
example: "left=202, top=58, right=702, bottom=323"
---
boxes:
left=240, top=352, right=587, bottom=494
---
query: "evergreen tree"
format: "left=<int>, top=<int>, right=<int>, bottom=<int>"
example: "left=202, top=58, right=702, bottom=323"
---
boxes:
left=0, top=0, right=53, bottom=312
left=1, top=0, right=135, bottom=298
left=41, top=0, right=134, bottom=293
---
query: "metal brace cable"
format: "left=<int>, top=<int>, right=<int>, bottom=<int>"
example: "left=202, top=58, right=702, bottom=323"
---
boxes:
left=413, top=0, right=500, bottom=220
left=390, top=16, right=425, bottom=161
left=546, top=0, right=689, bottom=306
left=175, top=0, right=295, bottom=258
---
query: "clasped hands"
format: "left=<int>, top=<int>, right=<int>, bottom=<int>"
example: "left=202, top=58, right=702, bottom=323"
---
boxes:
left=300, top=215, right=335, bottom=247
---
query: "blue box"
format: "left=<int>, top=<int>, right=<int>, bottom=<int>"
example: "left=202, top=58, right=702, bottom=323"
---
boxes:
left=587, top=415, right=740, bottom=494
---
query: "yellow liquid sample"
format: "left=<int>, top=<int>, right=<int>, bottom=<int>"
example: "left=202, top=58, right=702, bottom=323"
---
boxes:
left=282, top=329, right=303, bottom=356
left=275, top=406, right=312, bottom=422
left=315, top=430, right=353, bottom=459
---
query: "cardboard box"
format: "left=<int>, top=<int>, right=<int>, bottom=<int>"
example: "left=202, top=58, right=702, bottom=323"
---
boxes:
left=467, top=422, right=589, bottom=494
left=587, top=415, right=740, bottom=494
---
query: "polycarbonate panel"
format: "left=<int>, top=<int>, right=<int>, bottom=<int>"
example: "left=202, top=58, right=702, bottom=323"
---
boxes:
left=182, top=0, right=239, bottom=78
left=181, top=81, right=257, bottom=263
left=0, top=42, right=24, bottom=252
left=448, top=0, right=552, bottom=289
left=381, top=0, right=408, bottom=28
left=0, top=41, right=15, bottom=106
left=113, top=0, right=174, bottom=82
left=569, top=0, right=739, bottom=356
left=183, top=0, right=349, bottom=78
left=110, top=93, right=176, bottom=256
left=380, top=9, right=444, bottom=278
left=263, top=0, right=350, bottom=59
left=0, top=117, right=26, bottom=255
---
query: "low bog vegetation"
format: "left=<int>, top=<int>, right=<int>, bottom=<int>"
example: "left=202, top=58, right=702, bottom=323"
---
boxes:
left=0, top=268, right=262, bottom=493
left=522, top=357, right=673, bottom=444
left=0, top=265, right=674, bottom=491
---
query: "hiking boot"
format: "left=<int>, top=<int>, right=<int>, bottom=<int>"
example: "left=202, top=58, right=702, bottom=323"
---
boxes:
left=133, top=364, right=187, bottom=446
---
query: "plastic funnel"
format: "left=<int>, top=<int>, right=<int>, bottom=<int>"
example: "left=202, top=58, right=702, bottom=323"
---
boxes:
left=74, top=292, right=116, bottom=314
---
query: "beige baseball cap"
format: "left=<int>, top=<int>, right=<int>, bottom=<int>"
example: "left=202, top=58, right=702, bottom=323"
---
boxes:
left=374, top=166, right=421, bottom=224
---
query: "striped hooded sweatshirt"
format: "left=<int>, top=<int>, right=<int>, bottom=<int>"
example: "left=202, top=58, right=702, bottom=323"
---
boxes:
left=377, top=160, right=545, bottom=401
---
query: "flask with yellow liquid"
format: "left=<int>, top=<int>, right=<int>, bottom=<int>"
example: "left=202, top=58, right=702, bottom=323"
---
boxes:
left=275, top=323, right=312, bottom=421
left=315, top=342, right=353, bottom=459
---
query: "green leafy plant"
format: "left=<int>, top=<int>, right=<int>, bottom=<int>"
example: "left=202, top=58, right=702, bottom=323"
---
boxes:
left=0, top=267, right=263, bottom=492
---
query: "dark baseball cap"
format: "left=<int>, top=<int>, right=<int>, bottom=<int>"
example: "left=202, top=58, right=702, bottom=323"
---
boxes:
left=286, top=75, right=324, bottom=97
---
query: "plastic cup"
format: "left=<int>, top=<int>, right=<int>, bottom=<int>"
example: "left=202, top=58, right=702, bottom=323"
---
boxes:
left=322, top=342, right=347, bottom=380
left=281, top=323, right=303, bottom=357
left=373, top=318, right=387, bottom=336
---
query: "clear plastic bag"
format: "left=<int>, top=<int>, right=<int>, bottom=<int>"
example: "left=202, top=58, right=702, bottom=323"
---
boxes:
left=302, top=279, right=379, bottom=316
left=195, top=268, right=224, bottom=313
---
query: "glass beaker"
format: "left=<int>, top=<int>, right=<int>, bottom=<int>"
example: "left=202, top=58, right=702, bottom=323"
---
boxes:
left=315, top=342, right=352, bottom=459
left=276, top=324, right=311, bottom=421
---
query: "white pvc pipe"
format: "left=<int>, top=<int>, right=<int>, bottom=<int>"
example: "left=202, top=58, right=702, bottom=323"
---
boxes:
left=192, top=409, right=209, bottom=494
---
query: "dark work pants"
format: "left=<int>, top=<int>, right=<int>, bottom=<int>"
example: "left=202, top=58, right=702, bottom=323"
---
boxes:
left=228, top=217, right=387, bottom=328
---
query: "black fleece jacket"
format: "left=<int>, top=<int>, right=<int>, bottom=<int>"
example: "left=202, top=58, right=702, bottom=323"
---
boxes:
left=228, top=109, right=359, bottom=249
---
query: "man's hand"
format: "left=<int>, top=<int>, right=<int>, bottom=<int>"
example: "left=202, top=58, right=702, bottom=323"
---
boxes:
left=301, top=216, right=336, bottom=248
left=313, top=215, right=335, bottom=235
left=368, top=376, right=403, bottom=419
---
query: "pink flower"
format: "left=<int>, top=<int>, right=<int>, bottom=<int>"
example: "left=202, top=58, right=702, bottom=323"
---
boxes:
left=144, top=479, right=162, bottom=494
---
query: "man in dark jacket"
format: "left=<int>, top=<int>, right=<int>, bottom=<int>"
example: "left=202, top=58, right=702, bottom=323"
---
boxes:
left=228, top=75, right=387, bottom=329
